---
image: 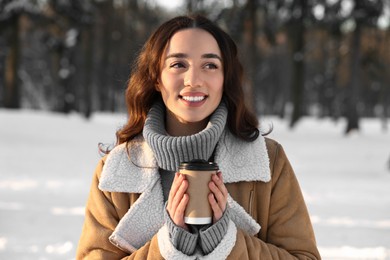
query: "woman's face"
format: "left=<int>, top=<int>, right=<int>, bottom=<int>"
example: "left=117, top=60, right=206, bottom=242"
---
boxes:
left=158, top=28, right=224, bottom=135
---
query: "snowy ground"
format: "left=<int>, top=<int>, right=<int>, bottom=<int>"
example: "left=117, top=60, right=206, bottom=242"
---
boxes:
left=1, top=109, right=390, bottom=260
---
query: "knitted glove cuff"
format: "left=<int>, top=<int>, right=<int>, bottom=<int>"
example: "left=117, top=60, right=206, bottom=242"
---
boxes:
left=164, top=206, right=198, bottom=255
left=199, top=208, right=230, bottom=255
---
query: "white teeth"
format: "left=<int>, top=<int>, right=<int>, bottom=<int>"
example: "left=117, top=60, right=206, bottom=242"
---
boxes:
left=181, top=96, right=206, bottom=102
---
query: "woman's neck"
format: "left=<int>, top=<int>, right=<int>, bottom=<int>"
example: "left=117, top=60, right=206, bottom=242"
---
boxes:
left=165, top=112, right=208, bottom=136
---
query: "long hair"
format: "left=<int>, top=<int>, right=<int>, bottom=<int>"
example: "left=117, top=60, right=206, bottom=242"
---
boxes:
left=116, top=15, right=259, bottom=146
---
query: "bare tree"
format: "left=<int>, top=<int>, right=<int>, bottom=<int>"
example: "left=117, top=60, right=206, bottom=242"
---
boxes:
left=345, top=0, right=384, bottom=134
left=0, top=0, right=40, bottom=108
left=288, top=0, right=309, bottom=128
left=242, top=0, right=258, bottom=112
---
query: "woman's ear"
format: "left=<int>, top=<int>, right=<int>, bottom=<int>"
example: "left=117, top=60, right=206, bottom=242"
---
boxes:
left=155, top=80, right=161, bottom=92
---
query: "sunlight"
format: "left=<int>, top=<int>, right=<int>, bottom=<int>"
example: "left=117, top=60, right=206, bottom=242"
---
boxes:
left=45, top=180, right=63, bottom=189
left=341, top=0, right=354, bottom=17
left=0, top=237, right=7, bottom=251
left=0, top=179, right=38, bottom=191
left=311, top=215, right=390, bottom=229
left=313, top=4, right=325, bottom=20
left=45, top=241, right=73, bottom=255
left=50, top=207, right=85, bottom=216
left=320, top=246, right=390, bottom=260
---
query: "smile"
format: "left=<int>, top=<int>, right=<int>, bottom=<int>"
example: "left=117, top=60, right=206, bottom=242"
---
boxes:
left=180, top=95, right=207, bottom=102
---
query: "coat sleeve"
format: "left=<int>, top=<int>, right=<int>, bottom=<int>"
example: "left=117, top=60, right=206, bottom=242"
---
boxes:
left=76, top=158, right=165, bottom=260
left=225, top=142, right=321, bottom=259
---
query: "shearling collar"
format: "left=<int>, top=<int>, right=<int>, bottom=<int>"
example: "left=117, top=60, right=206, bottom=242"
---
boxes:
left=98, top=130, right=271, bottom=253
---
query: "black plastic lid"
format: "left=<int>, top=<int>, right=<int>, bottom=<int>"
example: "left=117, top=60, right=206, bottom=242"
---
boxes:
left=179, top=159, right=219, bottom=171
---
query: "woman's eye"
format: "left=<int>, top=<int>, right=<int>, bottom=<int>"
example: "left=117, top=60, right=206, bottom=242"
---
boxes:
left=204, top=63, right=218, bottom=69
left=170, top=62, right=185, bottom=68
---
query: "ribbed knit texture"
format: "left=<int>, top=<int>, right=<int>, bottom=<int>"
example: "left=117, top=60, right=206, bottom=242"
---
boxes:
left=164, top=205, right=198, bottom=255
left=164, top=203, right=231, bottom=256
left=198, top=209, right=230, bottom=255
left=143, top=100, right=227, bottom=171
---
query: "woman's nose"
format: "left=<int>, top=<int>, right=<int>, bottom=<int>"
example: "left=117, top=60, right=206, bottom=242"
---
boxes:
left=184, top=67, right=203, bottom=87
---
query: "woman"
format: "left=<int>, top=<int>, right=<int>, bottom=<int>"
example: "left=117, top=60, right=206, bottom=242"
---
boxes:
left=76, top=15, right=321, bottom=259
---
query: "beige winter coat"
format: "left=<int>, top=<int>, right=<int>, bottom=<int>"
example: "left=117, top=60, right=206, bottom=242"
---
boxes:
left=76, top=132, right=321, bottom=259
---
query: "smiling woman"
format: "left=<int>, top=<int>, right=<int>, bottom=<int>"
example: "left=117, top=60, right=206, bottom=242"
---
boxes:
left=76, top=15, right=320, bottom=260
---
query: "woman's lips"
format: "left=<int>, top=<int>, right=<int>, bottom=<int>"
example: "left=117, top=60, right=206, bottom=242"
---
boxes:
left=179, top=92, right=208, bottom=103
left=180, top=95, right=206, bottom=102
left=179, top=93, right=208, bottom=106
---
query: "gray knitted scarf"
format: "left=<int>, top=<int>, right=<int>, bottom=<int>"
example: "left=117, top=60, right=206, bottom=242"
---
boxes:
left=143, top=101, right=228, bottom=171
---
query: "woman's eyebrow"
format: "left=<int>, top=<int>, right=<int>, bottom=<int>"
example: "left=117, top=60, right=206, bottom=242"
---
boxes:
left=165, top=53, right=187, bottom=60
left=202, top=53, right=222, bottom=61
left=165, top=52, right=222, bottom=62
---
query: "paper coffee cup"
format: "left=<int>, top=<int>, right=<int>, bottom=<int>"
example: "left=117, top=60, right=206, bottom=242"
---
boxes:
left=179, top=160, right=219, bottom=225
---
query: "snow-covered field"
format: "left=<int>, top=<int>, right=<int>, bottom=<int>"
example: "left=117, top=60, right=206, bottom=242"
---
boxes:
left=1, top=109, right=390, bottom=260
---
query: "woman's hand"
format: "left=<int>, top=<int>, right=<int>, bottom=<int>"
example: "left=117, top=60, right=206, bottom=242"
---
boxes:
left=166, top=172, right=189, bottom=231
left=209, top=171, right=228, bottom=223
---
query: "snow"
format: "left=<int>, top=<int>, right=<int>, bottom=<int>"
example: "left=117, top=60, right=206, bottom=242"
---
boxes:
left=1, top=109, right=390, bottom=259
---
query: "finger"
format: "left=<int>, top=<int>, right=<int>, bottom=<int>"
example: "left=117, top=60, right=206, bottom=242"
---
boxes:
left=167, top=173, right=184, bottom=209
left=209, top=181, right=227, bottom=212
left=213, top=172, right=228, bottom=197
left=168, top=172, right=185, bottom=204
left=173, top=193, right=189, bottom=229
left=209, top=193, right=223, bottom=222
left=210, top=174, right=227, bottom=206
left=170, top=177, right=188, bottom=214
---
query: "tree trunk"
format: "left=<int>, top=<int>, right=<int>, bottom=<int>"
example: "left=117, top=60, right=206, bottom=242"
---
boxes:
left=345, top=22, right=362, bottom=134
left=97, top=0, right=114, bottom=111
left=242, top=0, right=257, bottom=113
left=81, top=27, right=93, bottom=119
left=289, top=15, right=305, bottom=128
left=4, top=15, right=21, bottom=108
left=379, top=28, right=389, bottom=132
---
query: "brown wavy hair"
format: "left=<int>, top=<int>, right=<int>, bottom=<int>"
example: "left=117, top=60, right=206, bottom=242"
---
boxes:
left=115, top=15, right=260, bottom=146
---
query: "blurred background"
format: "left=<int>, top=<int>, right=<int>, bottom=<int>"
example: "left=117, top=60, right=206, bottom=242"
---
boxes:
left=1, top=0, right=390, bottom=259
left=1, top=0, right=390, bottom=131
